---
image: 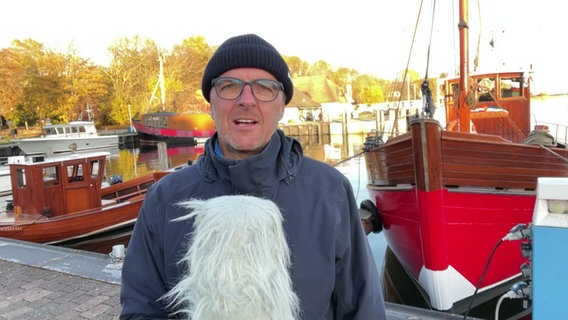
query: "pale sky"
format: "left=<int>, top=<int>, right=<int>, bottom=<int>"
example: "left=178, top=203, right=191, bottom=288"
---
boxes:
left=1, top=0, right=564, bottom=94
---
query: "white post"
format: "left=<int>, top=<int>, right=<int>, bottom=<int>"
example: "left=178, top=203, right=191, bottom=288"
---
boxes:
left=157, top=142, right=168, bottom=170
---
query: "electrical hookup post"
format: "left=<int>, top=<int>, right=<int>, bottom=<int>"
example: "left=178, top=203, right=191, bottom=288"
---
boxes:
left=532, top=177, right=568, bottom=319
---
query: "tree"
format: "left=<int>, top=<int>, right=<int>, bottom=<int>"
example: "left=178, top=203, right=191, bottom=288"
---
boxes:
left=167, top=36, right=212, bottom=113
left=6, top=39, right=67, bottom=127
left=106, top=36, right=159, bottom=124
left=284, top=56, right=309, bottom=77
left=61, top=49, right=112, bottom=124
left=352, top=74, right=385, bottom=105
left=330, top=67, right=359, bottom=91
left=308, top=60, right=333, bottom=76
left=0, top=39, right=112, bottom=128
left=0, top=47, right=25, bottom=124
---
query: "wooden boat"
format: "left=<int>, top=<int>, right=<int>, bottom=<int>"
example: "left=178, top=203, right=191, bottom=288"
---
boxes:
left=132, top=112, right=215, bottom=146
left=11, top=121, right=119, bottom=156
left=132, top=54, right=215, bottom=146
left=0, top=151, right=170, bottom=253
left=360, top=0, right=566, bottom=318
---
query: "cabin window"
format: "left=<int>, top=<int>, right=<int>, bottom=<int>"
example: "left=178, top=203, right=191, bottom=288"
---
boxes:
left=16, top=168, right=26, bottom=188
left=147, top=115, right=168, bottom=128
left=476, top=77, right=495, bottom=102
left=448, top=83, right=459, bottom=103
left=90, top=159, right=101, bottom=178
left=71, top=126, right=79, bottom=134
left=66, top=163, right=84, bottom=183
left=43, top=128, right=56, bottom=135
left=42, top=166, right=59, bottom=187
left=79, top=126, right=86, bottom=133
left=500, top=77, right=523, bottom=98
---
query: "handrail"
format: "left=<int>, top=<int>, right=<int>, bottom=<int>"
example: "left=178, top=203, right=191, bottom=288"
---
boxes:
left=535, top=121, right=568, bottom=145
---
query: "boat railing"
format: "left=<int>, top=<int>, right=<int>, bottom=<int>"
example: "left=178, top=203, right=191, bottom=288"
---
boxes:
left=535, top=121, right=568, bottom=146
left=101, top=175, right=156, bottom=206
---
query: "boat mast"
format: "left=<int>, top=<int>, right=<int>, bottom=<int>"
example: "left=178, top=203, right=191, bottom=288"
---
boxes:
left=457, top=0, right=471, bottom=132
left=146, top=52, right=167, bottom=113
left=158, top=54, right=166, bottom=111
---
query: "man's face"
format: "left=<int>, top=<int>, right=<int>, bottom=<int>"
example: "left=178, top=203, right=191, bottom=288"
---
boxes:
left=209, top=68, right=286, bottom=160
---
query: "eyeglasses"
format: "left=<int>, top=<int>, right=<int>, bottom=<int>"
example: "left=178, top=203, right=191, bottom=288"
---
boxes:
left=211, top=77, right=284, bottom=102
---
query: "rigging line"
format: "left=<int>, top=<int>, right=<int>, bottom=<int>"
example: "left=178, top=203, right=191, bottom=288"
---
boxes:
left=332, top=151, right=366, bottom=167
left=389, top=0, right=426, bottom=138
left=423, top=0, right=437, bottom=81
left=538, top=144, right=568, bottom=163
left=473, top=0, right=482, bottom=72
left=501, top=113, right=526, bottom=140
left=451, top=0, right=458, bottom=75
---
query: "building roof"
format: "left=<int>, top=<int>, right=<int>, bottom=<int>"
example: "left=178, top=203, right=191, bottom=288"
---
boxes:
left=287, top=86, right=320, bottom=109
left=293, top=75, right=347, bottom=104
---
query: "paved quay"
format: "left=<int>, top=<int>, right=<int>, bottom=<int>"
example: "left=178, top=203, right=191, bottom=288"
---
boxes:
left=0, top=238, right=121, bottom=319
left=0, top=237, right=476, bottom=320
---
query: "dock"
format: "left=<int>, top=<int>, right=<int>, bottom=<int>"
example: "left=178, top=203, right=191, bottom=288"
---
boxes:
left=0, top=238, right=121, bottom=319
left=0, top=237, right=478, bottom=319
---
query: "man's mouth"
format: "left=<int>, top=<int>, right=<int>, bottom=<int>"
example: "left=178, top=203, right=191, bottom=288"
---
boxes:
left=235, top=119, right=257, bottom=125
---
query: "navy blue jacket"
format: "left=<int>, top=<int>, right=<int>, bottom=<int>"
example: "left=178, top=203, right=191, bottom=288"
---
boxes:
left=120, top=130, right=385, bottom=319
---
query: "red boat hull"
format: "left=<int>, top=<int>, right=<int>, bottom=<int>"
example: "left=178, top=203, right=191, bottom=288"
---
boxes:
left=364, top=106, right=568, bottom=313
left=1, top=203, right=141, bottom=245
left=132, top=112, right=215, bottom=146
left=370, top=186, right=534, bottom=310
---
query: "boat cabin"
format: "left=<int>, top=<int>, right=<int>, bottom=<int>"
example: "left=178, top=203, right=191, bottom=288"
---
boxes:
left=42, top=121, right=99, bottom=138
left=9, top=152, right=109, bottom=217
left=443, top=71, right=531, bottom=142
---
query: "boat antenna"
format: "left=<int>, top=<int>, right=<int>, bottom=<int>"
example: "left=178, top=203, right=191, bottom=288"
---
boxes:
left=421, top=0, right=437, bottom=118
left=86, top=104, right=94, bottom=122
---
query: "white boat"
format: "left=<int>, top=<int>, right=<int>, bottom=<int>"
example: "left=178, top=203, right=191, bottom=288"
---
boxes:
left=11, top=121, right=119, bottom=156
left=0, top=166, right=10, bottom=196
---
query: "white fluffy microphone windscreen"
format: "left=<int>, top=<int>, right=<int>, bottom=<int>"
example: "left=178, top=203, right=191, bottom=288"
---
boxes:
left=162, top=195, right=300, bottom=320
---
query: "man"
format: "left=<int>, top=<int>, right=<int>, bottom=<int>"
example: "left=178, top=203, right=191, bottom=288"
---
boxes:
left=120, top=33, right=386, bottom=319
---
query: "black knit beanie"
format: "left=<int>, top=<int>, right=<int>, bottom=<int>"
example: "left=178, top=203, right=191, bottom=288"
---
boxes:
left=201, top=34, right=293, bottom=105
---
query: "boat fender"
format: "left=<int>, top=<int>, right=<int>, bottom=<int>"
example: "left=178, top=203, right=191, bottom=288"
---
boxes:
left=359, top=199, right=383, bottom=234
left=109, top=174, right=123, bottom=185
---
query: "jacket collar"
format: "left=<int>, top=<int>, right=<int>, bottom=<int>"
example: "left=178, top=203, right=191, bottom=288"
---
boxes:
left=199, top=130, right=302, bottom=200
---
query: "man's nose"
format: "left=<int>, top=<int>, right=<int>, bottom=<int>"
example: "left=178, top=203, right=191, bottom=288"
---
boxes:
left=238, top=83, right=256, bottom=103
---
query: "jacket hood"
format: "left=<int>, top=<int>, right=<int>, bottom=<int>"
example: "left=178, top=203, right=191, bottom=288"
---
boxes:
left=197, top=130, right=303, bottom=200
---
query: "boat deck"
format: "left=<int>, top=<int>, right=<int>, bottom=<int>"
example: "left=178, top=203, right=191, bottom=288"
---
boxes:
left=0, top=212, right=46, bottom=224
left=0, top=237, right=480, bottom=319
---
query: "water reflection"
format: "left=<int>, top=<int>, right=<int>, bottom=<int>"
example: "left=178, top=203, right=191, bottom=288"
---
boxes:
left=105, top=134, right=371, bottom=179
